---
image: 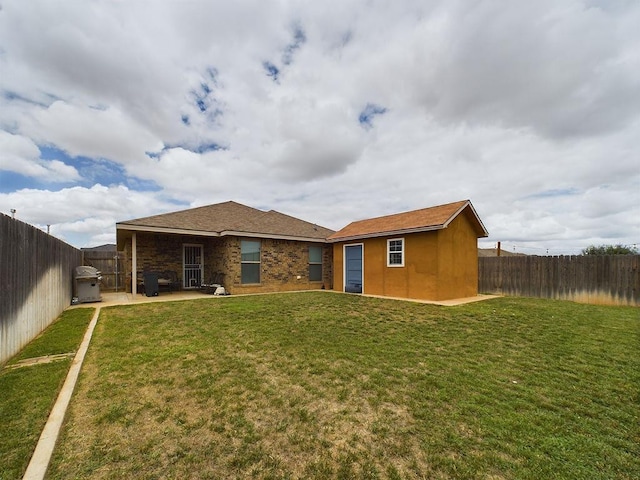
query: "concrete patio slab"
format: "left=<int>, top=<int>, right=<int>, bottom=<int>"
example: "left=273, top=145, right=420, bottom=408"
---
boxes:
left=69, top=290, right=218, bottom=308
left=354, top=292, right=501, bottom=306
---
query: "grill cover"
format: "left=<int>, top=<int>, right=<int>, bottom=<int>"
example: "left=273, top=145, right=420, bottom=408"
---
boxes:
left=74, top=266, right=101, bottom=279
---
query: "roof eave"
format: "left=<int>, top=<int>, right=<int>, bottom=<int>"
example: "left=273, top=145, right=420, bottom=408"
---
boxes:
left=447, top=201, right=489, bottom=238
left=328, top=201, right=490, bottom=242
left=116, top=224, right=221, bottom=237
left=328, top=224, right=444, bottom=243
left=221, top=230, right=329, bottom=243
left=116, top=224, right=329, bottom=243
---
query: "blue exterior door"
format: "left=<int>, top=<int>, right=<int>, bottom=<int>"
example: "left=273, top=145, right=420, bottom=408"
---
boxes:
left=344, top=244, right=363, bottom=293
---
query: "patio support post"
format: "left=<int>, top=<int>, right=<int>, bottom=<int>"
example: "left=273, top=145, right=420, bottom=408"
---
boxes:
left=132, top=232, right=137, bottom=296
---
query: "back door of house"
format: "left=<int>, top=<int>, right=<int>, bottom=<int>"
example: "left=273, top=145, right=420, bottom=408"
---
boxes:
left=344, top=244, right=363, bottom=293
left=183, top=244, right=203, bottom=289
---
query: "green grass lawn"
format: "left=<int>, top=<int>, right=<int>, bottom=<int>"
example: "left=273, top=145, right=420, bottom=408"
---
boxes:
left=44, top=293, right=639, bottom=479
left=0, top=308, right=94, bottom=480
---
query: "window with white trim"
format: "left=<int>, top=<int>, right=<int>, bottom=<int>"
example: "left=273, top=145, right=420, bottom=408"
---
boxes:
left=387, top=238, right=404, bottom=267
left=241, top=240, right=261, bottom=283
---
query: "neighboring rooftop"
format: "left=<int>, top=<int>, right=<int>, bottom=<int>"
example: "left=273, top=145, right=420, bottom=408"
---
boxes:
left=116, top=201, right=335, bottom=242
left=478, top=248, right=527, bottom=257
left=328, top=200, right=488, bottom=242
left=81, top=244, right=116, bottom=252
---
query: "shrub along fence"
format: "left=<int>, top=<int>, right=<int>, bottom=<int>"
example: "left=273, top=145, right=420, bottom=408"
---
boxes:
left=479, top=255, right=639, bottom=306
left=0, top=213, right=82, bottom=365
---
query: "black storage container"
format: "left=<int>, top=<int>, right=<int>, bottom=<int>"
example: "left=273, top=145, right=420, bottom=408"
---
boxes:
left=143, top=272, right=159, bottom=297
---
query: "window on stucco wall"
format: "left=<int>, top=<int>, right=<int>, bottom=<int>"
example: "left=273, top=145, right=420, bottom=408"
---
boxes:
left=241, top=240, right=261, bottom=283
left=387, top=238, right=404, bottom=267
left=309, top=245, right=322, bottom=281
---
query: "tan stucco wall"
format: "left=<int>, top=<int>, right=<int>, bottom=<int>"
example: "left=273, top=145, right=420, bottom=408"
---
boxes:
left=332, top=243, right=345, bottom=293
left=435, top=212, right=479, bottom=300
left=331, top=212, right=479, bottom=301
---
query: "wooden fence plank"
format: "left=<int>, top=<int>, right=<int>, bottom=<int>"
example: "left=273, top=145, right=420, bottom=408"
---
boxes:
left=479, top=255, right=640, bottom=307
left=1, top=214, right=82, bottom=364
left=82, top=249, right=125, bottom=291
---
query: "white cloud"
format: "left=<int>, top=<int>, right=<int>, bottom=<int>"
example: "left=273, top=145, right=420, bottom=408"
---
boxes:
left=0, top=184, right=180, bottom=246
left=264, top=95, right=366, bottom=180
left=394, top=1, right=640, bottom=139
left=0, top=0, right=638, bottom=251
left=0, top=130, right=80, bottom=181
left=20, top=101, right=162, bottom=164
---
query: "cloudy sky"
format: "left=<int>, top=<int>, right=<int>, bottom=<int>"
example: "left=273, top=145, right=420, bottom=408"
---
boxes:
left=1, top=0, right=638, bottom=254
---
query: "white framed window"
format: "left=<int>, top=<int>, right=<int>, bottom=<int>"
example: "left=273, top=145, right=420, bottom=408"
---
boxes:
left=309, top=245, right=323, bottom=282
left=241, top=240, right=261, bottom=284
left=387, top=238, right=404, bottom=267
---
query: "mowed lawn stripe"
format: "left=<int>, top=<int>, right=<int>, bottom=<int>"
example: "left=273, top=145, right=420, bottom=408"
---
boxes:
left=48, top=293, right=639, bottom=480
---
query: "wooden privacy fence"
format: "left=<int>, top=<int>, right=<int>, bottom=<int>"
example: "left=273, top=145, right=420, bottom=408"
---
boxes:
left=0, top=214, right=83, bottom=365
left=82, top=248, right=124, bottom=291
left=479, top=255, right=640, bottom=306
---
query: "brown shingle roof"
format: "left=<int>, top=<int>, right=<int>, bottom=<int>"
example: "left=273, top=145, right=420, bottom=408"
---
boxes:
left=327, top=200, right=488, bottom=242
left=117, top=201, right=334, bottom=241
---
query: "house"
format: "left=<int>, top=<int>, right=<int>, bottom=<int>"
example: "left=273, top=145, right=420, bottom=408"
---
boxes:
left=116, top=201, right=334, bottom=295
left=327, top=200, right=489, bottom=301
left=116, top=199, right=488, bottom=301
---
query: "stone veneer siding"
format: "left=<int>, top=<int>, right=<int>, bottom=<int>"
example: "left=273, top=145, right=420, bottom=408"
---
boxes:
left=122, top=232, right=223, bottom=292
left=121, top=232, right=332, bottom=294
left=220, top=237, right=333, bottom=294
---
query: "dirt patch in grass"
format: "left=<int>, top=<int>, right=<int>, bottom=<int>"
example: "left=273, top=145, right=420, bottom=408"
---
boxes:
left=3, top=352, right=77, bottom=371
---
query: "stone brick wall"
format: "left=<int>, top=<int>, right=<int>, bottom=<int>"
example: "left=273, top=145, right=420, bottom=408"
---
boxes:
left=220, top=237, right=333, bottom=295
left=121, top=233, right=221, bottom=291
left=120, top=232, right=332, bottom=294
left=322, top=243, right=333, bottom=289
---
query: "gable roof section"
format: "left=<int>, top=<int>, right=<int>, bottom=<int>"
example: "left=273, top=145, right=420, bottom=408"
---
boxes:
left=327, top=200, right=488, bottom=242
left=117, top=201, right=334, bottom=242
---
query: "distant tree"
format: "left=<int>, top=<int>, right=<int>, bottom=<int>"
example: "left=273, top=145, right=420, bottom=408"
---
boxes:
left=581, top=244, right=638, bottom=255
